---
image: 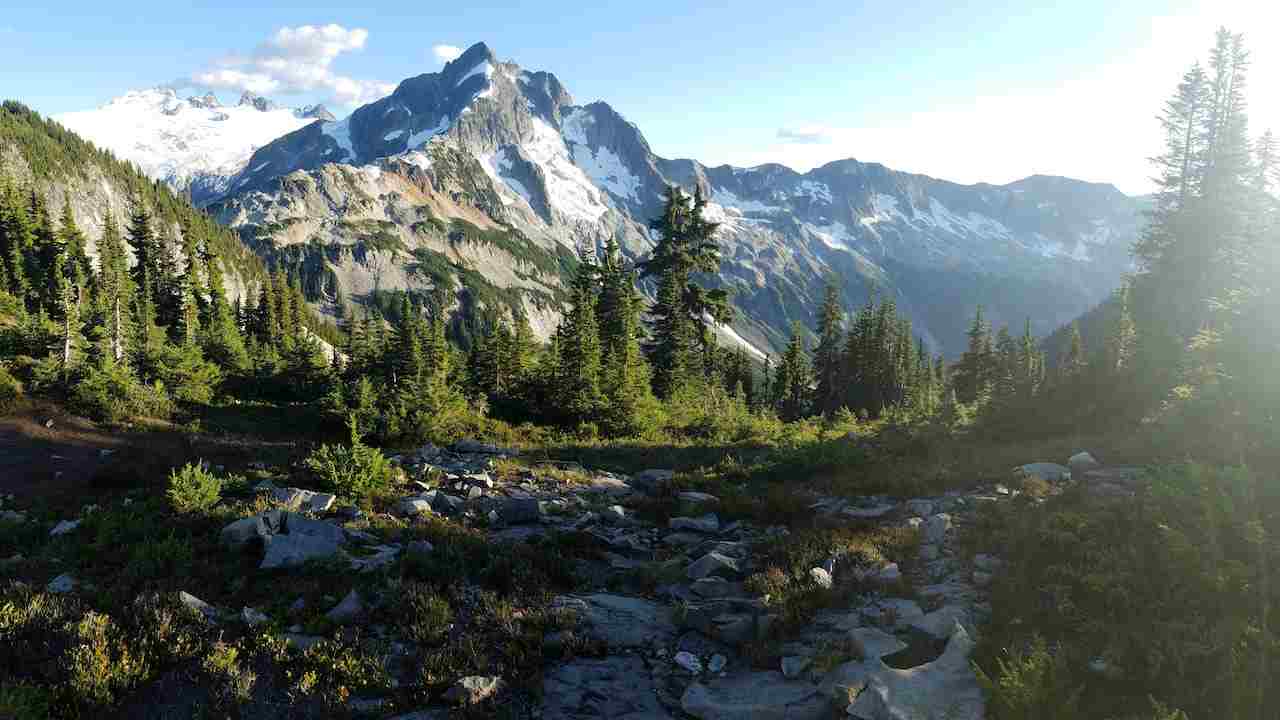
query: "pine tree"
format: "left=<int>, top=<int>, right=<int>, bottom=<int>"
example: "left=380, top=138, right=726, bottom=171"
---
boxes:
left=775, top=321, right=810, bottom=421
left=554, top=255, right=604, bottom=424
left=1061, top=321, right=1087, bottom=381
left=955, top=306, right=993, bottom=405
left=1104, top=286, right=1138, bottom=375
left=0, top=184, right=33, bottom=304
left=199, top=242, right=248, bottom=369
left=94, top=212, right=131, bottom=364
left=812, top=281, right=845, bottom=416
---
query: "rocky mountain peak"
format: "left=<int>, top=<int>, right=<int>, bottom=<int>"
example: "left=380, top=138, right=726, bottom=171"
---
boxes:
left=296, top=104, right=335, bottom=122
left=188, top=92, right=222, bottom=110
left=238, top=91, right=278, bottom=112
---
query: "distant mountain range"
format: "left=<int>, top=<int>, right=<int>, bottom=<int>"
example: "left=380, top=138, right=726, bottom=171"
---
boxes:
left=52, top=43, right=1145, bottom=356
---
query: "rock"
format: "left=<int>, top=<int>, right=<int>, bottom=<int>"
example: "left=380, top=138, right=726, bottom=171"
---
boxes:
left=809, top=567, right=834, bottom=589
left=908, top=606, right=973, bottom=642
left=973, top=554, right=1002, bottom=572
left=843, top=504, right=896, bottom=520
left=1016, top=462, right=1071, bottom=483
left=671, top=513, right=720, bottom=534
left=781, top=656, right=811, bottom=679
left=541, top=656, right=675, bottom=719
left=663, top=531, right=706, bottom=547
left=444, top=675, right=503, bottom=705
left=178, top=591, right=219, bottom=621
left=500, top=497, right=543, bottom=524
left=923, top=514, right=952, bottom=545
left=220, top=510, right=283, bottom=550
left=630, top=468, right=674, bottom=493
left=1068, top=451, right=1101, bottom=475
left=681, top=671, right=828, bottom=720
left=271, top=487, right=336, bottom=513
left=550, top=593, right=676, bottom=649
left=241, top=607, right=269, bottom=627
left=851, top=628, right=908, bottom=660
left=688, top=552, right=740, bottom=580
left=431, top=494, right=466, bottom=515
left=602, top=505, right=627, bottom=523
left=692, top=577, right=733, bottom=598
left=675, top=651, right=703, bottom=673
left=0, top=510, right=25, bottom=523
left=904, top=499, right=934, bottom=518
left=847, top=624, right=984, bottom=720
left=349, top=544, right=400, bottom=572
left=347, top=696, right=388, bottom=714
left=452, top=439, right=517, bottom=456
left=973, top=570, right=993, bottom=586
left=46, top=573, right=76, bottom=594
left=396, top=497, right=435, bottom=516
left=708, top=654, right=728, bottom=674
left=819, top=661, right=871, bottom=705
left=679, top=491, right=720, bottom=505
left=326, top=589, right=365, bottom=624
left=49, top=519, right=81, bottom=536
left=861, top=599, right=924, bottom=627
left=876, top=563, right=901, bottom=584
left=407, top=540, right=435, bottom=555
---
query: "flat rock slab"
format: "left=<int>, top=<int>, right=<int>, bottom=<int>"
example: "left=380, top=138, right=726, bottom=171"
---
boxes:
left=541, top=655, right=673, bottom=719
left=847, top=626, right=984, bottom=720
left=551, top=593, right=676, bottom=649
left=681, top=671, right=828, bottom=720
left=1015, top=463, right=1071, bottom=483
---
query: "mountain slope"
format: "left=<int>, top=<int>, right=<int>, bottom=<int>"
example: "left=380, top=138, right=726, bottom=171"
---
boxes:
left=54, top=89, right=328, bottom=205
left=78, top=43, right=1146, bottom=355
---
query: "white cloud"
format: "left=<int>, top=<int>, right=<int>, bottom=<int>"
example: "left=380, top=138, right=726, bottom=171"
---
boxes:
left=432, top=44, right=463, bottom=64
left=730, top=1, right=1280, bottom=195
left=187, top=24, right=393, bottom=107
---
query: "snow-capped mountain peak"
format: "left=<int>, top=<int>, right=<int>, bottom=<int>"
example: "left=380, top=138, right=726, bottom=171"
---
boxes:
left=55, top=88, right=320, bottom=203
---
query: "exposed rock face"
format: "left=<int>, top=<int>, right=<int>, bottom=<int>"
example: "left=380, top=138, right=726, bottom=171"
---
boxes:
left=542, top=656, right=674, bottom=720
left=206, top=41, right=1143, bottom=355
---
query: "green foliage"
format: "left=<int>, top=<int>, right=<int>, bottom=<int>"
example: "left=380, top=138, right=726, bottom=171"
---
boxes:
left=165, top=462, right=222, bottom=514
left=974, top=635, right=1082, bottom=720
left=70, top=357, right=172, bottom=423
left=304, top=416, right=396, bottom=498
left=0, top=363, right=21, bottom=410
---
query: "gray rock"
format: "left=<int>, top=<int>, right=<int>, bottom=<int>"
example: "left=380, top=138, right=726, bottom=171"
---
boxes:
left=407, top=540, right=435, bottom=555
left=630, top=469, right=674, bottom=493
left=688, top=552, right=740, bottom=580
left=444, top=675, right=503, bottom=705
left=671, top=514, right=720, bottom=534
left=0, top=510, right=26, bottom=523
left=432, top=493, right=466, bottom=515
left=326, top=589, right=365, bottom=624
left=178, top=591, right=219, bottom=621
left=908, top=606, right=973, bottom=642
left=350, top=544, right=401, bottom=572
left=541, top=656, right=675, bottom=719
left=904, top=499, right=934, bottom=518
left=271, top=487, right=336, bottom=513
left=396, top=497, right=435, bottom=516
left=602, top=505, right=627, bottom=523
left=1068, top=451, right=1101, bottom=475
left=850, top=627, right=908, bottom=660
left=675, top=651, right=703, bottom=673
left=220, top=510, right=283, bottom=550
left=241, top=606, right=270, bottom=627
left=923, top=514, right=952, bottom=545
left=679, top=491, right=720, bottom=505
left=452, top=439, right=516, bottom=456
left=550, top=593, right=676, bottom=649
left=847, top=624, right=984, bottom=720
left=500, top=497, right=543, bottom=524
left=781, top=655, right=811, bottom=679
left=49, top=519, right=81, bottom=536
left=876, top=563, right=901, bottom=584
left=1016, top=462, right=1071, bottom=483
left=810, top=567, right=834, bottom=589
left=46, top=573, right=76, bottom=594
left=861, top=599, right=925, bottom=628
left=260, top=514, right=347, bottom=569
left=691, top=577, right=733, bottom=598
left=681, top=671, right=828, bottom=720
left=843, top=503, right=896, bottom=520
left=708, top=654, right=728, bottom=674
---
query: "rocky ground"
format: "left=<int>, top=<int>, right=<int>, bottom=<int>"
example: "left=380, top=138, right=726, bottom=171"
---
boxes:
left=1, top=434, right=1139, bottom=719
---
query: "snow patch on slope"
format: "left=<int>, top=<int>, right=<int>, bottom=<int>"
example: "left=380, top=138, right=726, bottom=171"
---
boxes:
left=407, top=116, right=451, bottom=149
left=521, top=118, right=609, bottom=223
left=322, top=117, right=355, bottom=160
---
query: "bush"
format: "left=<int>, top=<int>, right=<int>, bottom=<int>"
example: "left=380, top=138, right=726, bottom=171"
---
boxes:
left=0, top=364, right=21, bottom=411
left=401, top=583, right=453, bottom=645
left=165, top=463, right=222, bottom=514
left=70, top=358, right=172, bottom=423
left=304, top=416, right=395, bottom=498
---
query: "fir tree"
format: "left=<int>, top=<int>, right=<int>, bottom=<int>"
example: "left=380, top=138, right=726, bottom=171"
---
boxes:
left=812, top=281, right=845, bottom=416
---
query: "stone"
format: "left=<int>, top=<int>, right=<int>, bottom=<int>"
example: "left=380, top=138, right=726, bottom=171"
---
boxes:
left=444, top=675, right=503, bottom=705
left=675, top=651, right=703, bottom=673
left=630, top=468, right=674, bottom=493
left=1016, top=462, right=1071, bottom=483
left=550, top=593, right=676, bottom=649
left=781, top=655, right=811, bottom=679
left=843, top=504, right=896, bottom=520
left=904, top=499, right=934, bottom=518
left=326, top=589, right=365, bottom=624
left=908, top=606, right=973, bottom=642
left=679, top=491, right=720, bottom=505
left=49, top=519, right=81, bottom=536
left=846, top=624, right=984, bottom=720
left=688, top=552, right=740, bottom=580
left=692, top=577, right=733, bottom=598
left=407, top=540, right=435, bottom=555
left=241, top=606, right=270, bottom=627
left=923, top=514, right=952, bottom=545
left=918, top=544, right=940, bottom=562
left=350, top=544, right=401, bottom=572
left=671, top=514, right=720, bottom=534
left=46, top=573, right=76, bottom=594
left=396, top=497, right=434, bottom=516
left=271, top=487, right=336, bottom=513
left=876, top=563, right=902, bottom=583
left=500, top=497, right=543, bottom=524
left=681, top=671, right=828, bottom=720
left=178, top=591, right=219, bottom=621
left=602, top=505, right=627, bottom=523
left=431, top=494, right=466, bottom=515
left=664, top=531, right=706, bottom=547
left=861, top=599, right=924, bottom=628
left=819, top=661, right=871, bottom=705
left=0, top=510, right=25, bottom=523
left=1068, top=451, right=1101, bottom=475
left=260, top=515, right=347, bottom=569
left=851, top=628, right=908, bottom=660
left=220, top=510, right=283, bottom=550
left=810, top=567, right=834, bottom=589
left=541, top=656, right=675, bottom=719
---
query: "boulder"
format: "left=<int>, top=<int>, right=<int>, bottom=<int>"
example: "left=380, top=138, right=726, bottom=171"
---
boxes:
left=1015, top=462, right=1071, bottom=483
left=630, top=469, right=674, bottom=494
left=220, top=510, right=283, bottom=550
left=602, top=505, right=627, bottom=523
left=688, top=552, right=740, bottom=580
left=781, top=656, right=811, bottom=679
left=675, top=651, right=703, bottom=673
left=326, top=589, right=365, bottom=624
left=679, top=491, right=720, bottom=505
left=692, top=577, right=733, bottom=598
left=550, top=593, right=676, bottom=649
left=350, top=544, right=401, bottom=572
left=681, top=671, right=828, bottom=720
left=809, top=567, right=834, bottom=589
left=876, top=563, right=901, bottom=584
left=908, top=606, right=973, bottom=642
left=46, top=573, right=76, bottom=594
left=846, top=624, right=984, bottom=720
left=396, top=497, right=435, bottom=516
left=843, top=504, right=896, bottom=520
left=241, top=606, right=270, bottom=627
left=850, top=627, right=908, bottom=660
left=444, top=675, right=503, bottom=705
left=1068, top=451, right=1101, bottom=475
left=0, top=510, right=26, bottom=523
left=923, top=514, right=952, bottom=545
left=178, top=591, right=219, bottom=622
left=671, top=514, right=720, bottom=534
left=49, top=519, right=81, bottom=536
left=271, top=487, right=336, bottom=513
left=541, top=656, right=675, bottom=719
left=904, top=499, right=934, bottom=518
left=500, top=497, right=543, bottom=524
left=407, top=540, right=435, bottom=555
left=260, top=515, right=347, bottom=570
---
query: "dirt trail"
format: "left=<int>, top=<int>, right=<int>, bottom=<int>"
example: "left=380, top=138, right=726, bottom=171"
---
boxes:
left=0, top=403, right=126, bottom=501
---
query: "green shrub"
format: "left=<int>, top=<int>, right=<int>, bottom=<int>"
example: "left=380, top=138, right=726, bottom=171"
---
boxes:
left=975, top=635, right=1082, bottom=720
left=304, top=416, right=395, bottom=498
left=202, top=642, right=256, bottom=706
left=401, top=583, right=453, bottom=645
left=165, top=463, right=222, bottom=514
left=64, top=612, right=149, bottom=708
left=70, top=358, right=172, bottom=422
left=0, top=365, right=22, bottom=410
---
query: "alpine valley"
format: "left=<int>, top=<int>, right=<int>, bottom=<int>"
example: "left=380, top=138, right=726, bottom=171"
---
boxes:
left=56, top=42, right=1145, bottom=356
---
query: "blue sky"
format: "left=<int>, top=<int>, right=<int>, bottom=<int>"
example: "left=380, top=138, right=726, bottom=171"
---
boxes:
left=1, top=0, right=1275, bottom=194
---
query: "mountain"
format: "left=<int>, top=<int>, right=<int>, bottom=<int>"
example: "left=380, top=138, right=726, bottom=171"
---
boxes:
left=80, top=43, right=1147, bottom=356
left=54, top=89, right=328, bottom=206
left=0, top=100, right=266, bottom=304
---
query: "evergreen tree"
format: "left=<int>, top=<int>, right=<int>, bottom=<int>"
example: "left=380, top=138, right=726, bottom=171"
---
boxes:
left=775, top=321, right=810, bottom=421
left=812, top=281, right=845, bottom=416
left=94, top=212, right=131, bottom=364
left=955, top=306, right=993, bottom=405
left=1060, top=321, right=1087, bottom=381
left=554, top=255, right=604, bottom=424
